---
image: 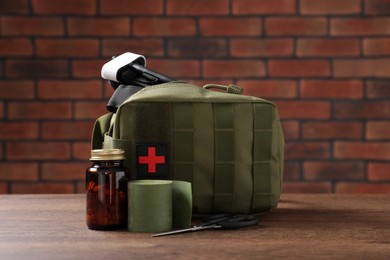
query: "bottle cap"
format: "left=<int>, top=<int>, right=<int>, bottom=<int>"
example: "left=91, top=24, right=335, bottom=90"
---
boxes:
left=90, top=149, right=125, bottom=161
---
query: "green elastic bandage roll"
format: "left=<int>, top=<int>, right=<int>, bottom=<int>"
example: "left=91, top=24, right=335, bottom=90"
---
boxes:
left=128, top=180, right=192, bottom=233
left=128, top=180, right=172, bottom=233
left=172, top=181, right=192, bottom=229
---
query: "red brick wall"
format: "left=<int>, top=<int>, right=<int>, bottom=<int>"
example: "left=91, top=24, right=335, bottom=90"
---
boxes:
left=1, top=0, right=390, bottom=194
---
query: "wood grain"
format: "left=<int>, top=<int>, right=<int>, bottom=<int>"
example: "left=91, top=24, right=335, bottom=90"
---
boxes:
left=0, top=194, right=389, bottom=259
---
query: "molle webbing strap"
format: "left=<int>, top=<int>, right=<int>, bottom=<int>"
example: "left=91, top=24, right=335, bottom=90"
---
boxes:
left=232, top=104, right=255, bottom=213
left=173, top=103, right=194, bottom=183
left=173, top=103, right=214, bottom=213
left=213, top=103, right=235, bottom=213
left=251, top=103, right=273, bottom=212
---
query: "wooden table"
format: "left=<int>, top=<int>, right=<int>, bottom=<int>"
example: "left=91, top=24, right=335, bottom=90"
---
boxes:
left=0, top=194, right=389, bottom=259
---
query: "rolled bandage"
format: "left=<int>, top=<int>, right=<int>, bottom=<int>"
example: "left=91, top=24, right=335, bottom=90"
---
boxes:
left=128, top=180, right=172, bottom=233
left=128, top=180, right=192, bottom=233
left=172, top=181, right=192, bottom=229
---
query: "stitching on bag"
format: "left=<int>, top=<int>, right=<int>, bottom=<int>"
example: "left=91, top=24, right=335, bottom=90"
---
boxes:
left=138, top=84, right=198, bottom=93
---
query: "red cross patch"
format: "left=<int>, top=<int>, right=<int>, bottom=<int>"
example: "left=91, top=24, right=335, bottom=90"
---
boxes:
left=136, top=144, right=168, bottom=178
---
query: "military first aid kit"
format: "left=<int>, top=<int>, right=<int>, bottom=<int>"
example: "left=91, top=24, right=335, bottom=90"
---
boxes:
left=92, top=52, right=285, bottom=215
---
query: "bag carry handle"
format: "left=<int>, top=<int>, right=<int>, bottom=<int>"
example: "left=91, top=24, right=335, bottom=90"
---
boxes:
left=203, top=84, right=243, bottom=95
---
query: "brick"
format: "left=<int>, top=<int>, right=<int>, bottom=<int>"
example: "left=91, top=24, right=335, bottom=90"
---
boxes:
left=236, top=80, right=297, bottom=98
left=283, top=182, right=332, bottom=193
left=334, top=141, right=390, bottom=160
left=285, top=142, right=330, bottom=159
left=68, top=18, right=130, bottom=36
left=266, top=17, right=326, bottom=36
left=5, top=59, right=69, bottom=78
left=0, top=102, right=3, bottom=118
left=276, top=101, right=330, bottom=119
left=103, top=39, right=164, bottom=57
left=366, top=121, right=390, bottom=140
left=268, top=59, right=330, bottom=77
left=0, top=80, right=35, bottom=99
left=73, top=142, right=91, bottom=160
left=41, top=120, right=94, bottom=141
left=147, top=59, right=200, bottom=79
left=0, top=163, right=39, bottom=181
left=364, top=0, right=390, bottom=15
left=134, top=18, right=196, bottom=36
left=281, top=120, right=300, bottom=140
left=36, top=39, right=99, bottom=58
left=331, top=18, right=390, bottom=36
left=101, top=0, right=163, bottom=14
left=38, top=80, right=102, bottom=99
left=168, top=39, right=227, bottom=58
left=75, top=181, right=86, bottom=193
left=0, top=0, right=29, bottom=13
left=283, top=161, right=301, bottom=180
left=363, top=38, right=390, bottom=56
left=233, top=0, right=296, bottom=14
left=336, top=183, right=390, bottom=194
left=32, top=0, right=96, bottom=14
left=42, top=121, right=94, bottom=140
left=300, top=80, right=363, bottom=99
left=6, top=141, right=70, bottom=160
left=303, top=122, right=363, bottom=140
left=1, top=16, right=63, bottom=36
left=74, top=101, right=108, bottom=119
left=300, top=0, right=361, bottom=14
left=368, top=163, right=390, bottom=181
left=367, top=80, right=390, bottom=98
left=304, top=161, right=365, bottom=180
left=0, top=122, right=38, bottom=139
left=297, top=38, right=359, bottom=57
left=104, top=81, right=115, bottom=99
left=167, top=0, right=229, bottom=15
left=11, top=183, right=74, bottom=194
left=200, top=18, right=261, bottom=36
left=42, top=162, right=89, bottom=181
left=8, top=102, right=72, bottom=119
left=0, top=183, right=7, bottom=194
left=334, top=101, right=390, bottom=119
left=333, top=59, right=390, bottom=77
left=203, top=60, right=265, bottom=79
left=72, top=59, right=106, bottom=78
left=0, top=38, right=33, bottom=56
left=231, top=38, right=293, bottom=57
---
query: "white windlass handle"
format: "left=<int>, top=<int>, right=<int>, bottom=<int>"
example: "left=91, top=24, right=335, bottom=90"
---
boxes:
left=101, top=52, right=146, bottom=81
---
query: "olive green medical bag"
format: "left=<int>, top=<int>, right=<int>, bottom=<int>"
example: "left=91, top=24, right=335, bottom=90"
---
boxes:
left=91, top=82, right=284, bottom=214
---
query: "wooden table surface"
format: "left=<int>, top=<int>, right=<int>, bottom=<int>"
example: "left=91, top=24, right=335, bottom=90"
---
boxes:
left=0, top=194, right=389, bottom=259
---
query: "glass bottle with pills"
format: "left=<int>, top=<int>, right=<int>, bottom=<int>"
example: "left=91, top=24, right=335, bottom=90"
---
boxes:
left=86, top=149, right=129, bottom=230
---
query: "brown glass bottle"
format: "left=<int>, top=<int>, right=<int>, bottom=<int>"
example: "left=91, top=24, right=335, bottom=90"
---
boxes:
left=86, top=149, right=129, bottom=230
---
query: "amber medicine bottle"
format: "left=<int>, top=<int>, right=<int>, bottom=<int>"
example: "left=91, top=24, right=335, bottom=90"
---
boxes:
left=86, top=149, right=129, bottom=230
